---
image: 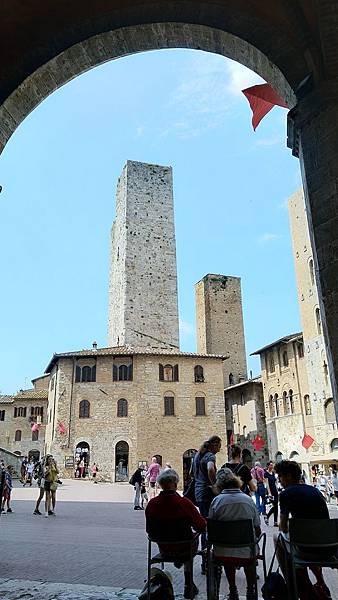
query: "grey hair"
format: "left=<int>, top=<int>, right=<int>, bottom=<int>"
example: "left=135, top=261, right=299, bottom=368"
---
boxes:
left=254, top=461, right=261, bottom=467
left=216, top=467, right=242, bottom=490
left=157, top=468, right=179, bottom=487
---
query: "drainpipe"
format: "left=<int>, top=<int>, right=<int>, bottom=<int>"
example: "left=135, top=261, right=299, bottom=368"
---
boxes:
left=68, top=358, right=75, bottom=448
left=52, top=363, right=59, bottom=442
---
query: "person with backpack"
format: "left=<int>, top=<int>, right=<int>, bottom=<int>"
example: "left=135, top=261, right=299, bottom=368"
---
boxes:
left=222, top=446, right=256, bottom=497
left=130, top=466, right=144, bottom=510
left=193, top=435, right=222, bottom=573
left=250, top=461, right=267, bottom=515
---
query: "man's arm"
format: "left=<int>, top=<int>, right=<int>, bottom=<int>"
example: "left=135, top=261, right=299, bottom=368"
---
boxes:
left=278, top=491, right=289, bottom=533
left=185, top=499, right=207, bottom=533
left=279, top=514, right=288, bottom=533
left=248, top=477, right=257, bottom=493
left=207, top=461, right=216, bottom=484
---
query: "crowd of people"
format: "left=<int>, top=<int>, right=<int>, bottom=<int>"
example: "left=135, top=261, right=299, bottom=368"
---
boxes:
left=141, top=438, right=335, bottom=600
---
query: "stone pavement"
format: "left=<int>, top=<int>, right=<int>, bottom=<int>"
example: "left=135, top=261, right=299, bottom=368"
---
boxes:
left=0, top=480, right=337, bottom=599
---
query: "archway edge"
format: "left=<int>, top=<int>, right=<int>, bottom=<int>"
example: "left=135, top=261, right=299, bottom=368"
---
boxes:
left=0, top=22, right=296, bottom=154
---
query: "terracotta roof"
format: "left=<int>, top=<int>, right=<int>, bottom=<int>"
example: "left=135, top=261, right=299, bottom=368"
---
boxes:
left=0, top=388, right=48, bottom=404
left=45, top=345, right=228, bottom=373
left=251, top=333, right=303, bottom=356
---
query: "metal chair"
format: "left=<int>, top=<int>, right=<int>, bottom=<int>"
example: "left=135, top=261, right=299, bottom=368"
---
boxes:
left=286, top=518, right=338, bottom=600
left=146, top=532, right=200, bottom=600
left=206, top=518, right=267, bottom=600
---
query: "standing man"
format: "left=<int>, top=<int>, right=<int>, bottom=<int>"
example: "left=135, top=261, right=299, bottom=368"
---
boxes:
left=223, top=446, right=256, bottom=497
left=193, top=435, right=222, bottom=573
left=264, top=461, right=278, bottom=527
left=250, top=461, right=267, bottom=516
left=145, top=457, right=161, bottom=499
left=130, top=465, right=144, bottom=510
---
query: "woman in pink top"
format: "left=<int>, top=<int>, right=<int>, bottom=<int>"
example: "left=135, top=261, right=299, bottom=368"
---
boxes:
left=146, top=457, right=161, bottom=499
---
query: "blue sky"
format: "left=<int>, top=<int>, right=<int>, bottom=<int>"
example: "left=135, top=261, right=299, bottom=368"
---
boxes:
left=0, top=49, right=302, bottom=394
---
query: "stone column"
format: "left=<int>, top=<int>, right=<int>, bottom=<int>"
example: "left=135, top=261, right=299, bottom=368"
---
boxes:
left=287, top=82, right=338, bottom=412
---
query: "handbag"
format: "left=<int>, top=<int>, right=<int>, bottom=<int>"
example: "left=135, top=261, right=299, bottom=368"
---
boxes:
left=261, top=542, right=287, bottom=600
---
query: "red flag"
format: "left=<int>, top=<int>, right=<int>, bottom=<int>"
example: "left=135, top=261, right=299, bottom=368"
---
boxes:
left=57, top=421, right=66, bottom=435
left=251, top=435, right=265, bottom=451
left=31, top=422, right=39, bottom=432
left=302, top=433, right=314, bottom=449
left=229, top=432, right=235, bottom=446
left=242, top=83, right=288, bottom=130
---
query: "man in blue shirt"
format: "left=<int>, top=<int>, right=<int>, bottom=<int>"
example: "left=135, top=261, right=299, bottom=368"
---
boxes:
left=275, top=460, right=331, bottom=600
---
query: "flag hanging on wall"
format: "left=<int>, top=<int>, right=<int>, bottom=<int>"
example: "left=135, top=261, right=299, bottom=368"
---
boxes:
left=57, top=421, right=66, bottom=435
left=302, top=433, right=314, bottom=449
left=229, top=432, right=235, bottom=446
left=251, top=435, right=265, bottom=451
left=31, top=422, right=39, bottom=432
left=242, top=83, right=288, bottom=130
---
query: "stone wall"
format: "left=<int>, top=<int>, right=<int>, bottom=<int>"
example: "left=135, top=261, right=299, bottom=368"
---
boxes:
left=0, top=391, right=47, bottom=459
left=195, top=274, right=247, bottom=386
left=46, top=352, right=227, bottom=483
left=108, top=160, right=179, bottom=349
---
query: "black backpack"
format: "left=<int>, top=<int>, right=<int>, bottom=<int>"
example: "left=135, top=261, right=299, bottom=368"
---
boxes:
left=261, top=544, right=288, bottom=600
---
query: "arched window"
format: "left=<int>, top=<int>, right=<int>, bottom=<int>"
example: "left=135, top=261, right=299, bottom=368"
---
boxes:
left=290, top=451, right=299, bottom=460
left=297, top=342, right=304, bottom=358
left=268, top=353, right=275, bottom=373
left=117, top=398, right=128, bottom=417
left=289, top=389, right=294, bottom=414
left=159, top=364, right=179, bottom=382
left=0, top=410, right=5, bottom=421
left=14, top=406, right=26, bottom=417
left=82, top=366, right=92, bottom=382
left=274, top=393, right=279, bottom=417
left=325, top=398, right=335, bottom=424
left=164, top=395, right=175, bottom=416
left=229, top=372, right=234, bottom=385
left=79, top=399, right=90, bottom=418
left=269, top=395, right=274, bottom=418
left=282, top=350, right=289, bottom=367
left=304, top=394, right=311, bottom=415
left=309, top=258, right=315, bottom=286
left=331, top=438, right=338, bottom=451
left=32, top=429, right=39, bottom=441
left=315, top=307, right=322, bottom=335
left=194, top=365, right=204, bottom=383
left=15, top=429, right=21, bottom=441
left=76, top=365, right=96, bottom=383
left=119, top=365, right=128, bottom=381
left=195, top=396, right=206, bottom=416
left=283, top=391, right=290, bottom=415
left=275, top=451, right=284, bottom=463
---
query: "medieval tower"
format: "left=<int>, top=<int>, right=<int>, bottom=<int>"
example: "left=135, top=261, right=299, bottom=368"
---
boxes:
left=108, top=160, right=179, bottom=349
left=195, top=274, right=247, bottom=386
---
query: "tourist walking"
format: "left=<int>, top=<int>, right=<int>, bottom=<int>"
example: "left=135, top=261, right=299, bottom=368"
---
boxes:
left=193, top=435, right=222, bottom=573
left=223, top=446, right=256, bottom=496
left=1, top=465, right=13, bottom=513
left=91, top=462, right=98, bottom=483
left=145, top=457, right=161, bottom=499
left=130, top=466, right=144, bottom=510
left=264, top=461, right=278, bottom=526
left=209, top=467, right=261, bottom=600
left=24, top=458, right=35, bottom=487
left=20, top=457, right=28, bottom=484
left=79, top=458, right=85, bottom=479
left=44, top=455, right=59, bottom=517
left=250, top=461, right=267, bottom=515
left=33, top=456, right=46, bottom=515
left=140, top=479, right=148, bottom=508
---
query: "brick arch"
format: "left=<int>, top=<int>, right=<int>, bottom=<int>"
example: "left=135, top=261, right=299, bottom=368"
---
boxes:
left=1, top=2, right=311, bottom=154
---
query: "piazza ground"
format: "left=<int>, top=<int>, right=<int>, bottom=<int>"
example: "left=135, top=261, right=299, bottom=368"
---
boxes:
left=0, top=479, right=338, bottom=600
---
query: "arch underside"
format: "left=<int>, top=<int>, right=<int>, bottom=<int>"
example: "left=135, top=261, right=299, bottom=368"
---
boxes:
left=0, top=21, right=297, bottom=154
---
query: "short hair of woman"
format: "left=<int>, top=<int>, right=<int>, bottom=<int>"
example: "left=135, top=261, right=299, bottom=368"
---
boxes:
left=157, top=468, right=179, bottom=487
left=216, top=467, right=242, bottom=490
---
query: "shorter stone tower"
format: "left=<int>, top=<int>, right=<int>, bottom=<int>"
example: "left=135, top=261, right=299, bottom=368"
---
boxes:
left=195, top=274, right=247, bottom=386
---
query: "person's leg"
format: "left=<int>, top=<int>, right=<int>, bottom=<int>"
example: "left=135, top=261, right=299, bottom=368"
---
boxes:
left=35, top=488, right=44, bottom=512
left=223, top=565, right=239, bottom=599
left=273, top=494, right=279, bottom=525
left=51, top=490, right=56, bottom=512
left=183, top=560, right=198, bottom=598
left=45, top=490, right=50, bottom=516
left=243, top=564, right=256, bottom=600
left=260, top=484, right=267, bottom=515
left=254, top=491, right=260, bottom=513
left=133, top=482, right=140, bottom=508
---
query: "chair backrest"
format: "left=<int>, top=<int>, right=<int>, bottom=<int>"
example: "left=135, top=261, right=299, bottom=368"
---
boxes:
left=207, top=518, right=255, bottom=548
left=289, top=518, right=338, bottom=548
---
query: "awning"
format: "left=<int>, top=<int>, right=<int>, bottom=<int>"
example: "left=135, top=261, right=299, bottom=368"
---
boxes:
left=308, top=454, right=338, bottom=464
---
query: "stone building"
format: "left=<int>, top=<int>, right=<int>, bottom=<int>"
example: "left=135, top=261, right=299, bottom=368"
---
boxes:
left=44, top=346, right=227, bottom=483
left=195, top=274, right=247, bottom=387
left=108, top=160, right=179, bottom=350
left=0, top=375, right=49, bottom=461
left=252, top=332, right=338, bottom=471
left=224, top=378, right=268, bottom=467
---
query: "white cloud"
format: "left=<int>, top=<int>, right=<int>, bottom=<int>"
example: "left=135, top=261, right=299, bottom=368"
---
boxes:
left=225, top=60, right=263, bottom=97
left=179, top=318, right=195, bottom=339
left=258, top=233, right=281, bottom=243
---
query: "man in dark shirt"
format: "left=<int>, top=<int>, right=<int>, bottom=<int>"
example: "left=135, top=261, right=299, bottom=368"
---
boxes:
left=222, top=445, right=256, bottom=496
left=264, top=461, right=279, bottom=526
left=146, top=468, right=205, bottom=599
left=274, top=460, right=331, bottom=600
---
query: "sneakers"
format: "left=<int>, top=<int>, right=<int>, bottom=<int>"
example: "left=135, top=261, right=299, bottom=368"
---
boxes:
left=33, top=509, right=42, bottom=515
left=134, top=506, right=143, bottom=510
left=183, top=583, right=199, bottom=599
left=6, top=508, right=13, bottom=513
left=48, top=510, right=54, bottom=516
left=44, top=512, right=48, bottom=518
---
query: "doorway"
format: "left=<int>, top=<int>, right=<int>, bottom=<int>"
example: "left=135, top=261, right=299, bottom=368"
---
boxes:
left=115, top=441, right=129, bottom=482
left=28, top=449, right=40, bottom=463
left=75, top=441, right=90, bottom=478
left=183, top=449, right=197, bottom=491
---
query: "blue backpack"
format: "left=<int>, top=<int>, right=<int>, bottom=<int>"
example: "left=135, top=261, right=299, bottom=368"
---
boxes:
left=261, top=546, right=288, bottom=600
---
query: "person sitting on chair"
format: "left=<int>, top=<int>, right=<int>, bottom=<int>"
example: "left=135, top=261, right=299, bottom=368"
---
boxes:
left=274, top=460, right=332, bottom=600
left=208, top=467, right=261, bottom=600
left=145, top=468, right=206, bottom=599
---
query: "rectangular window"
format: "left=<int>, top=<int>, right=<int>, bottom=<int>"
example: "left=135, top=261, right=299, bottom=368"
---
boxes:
left=0, top=410, right=5, bottom=421
left=164, top=396, right=175, bottom=416
left=15, top=407, right=26, bottom=417
left=195, top=397, right=206, bottom=416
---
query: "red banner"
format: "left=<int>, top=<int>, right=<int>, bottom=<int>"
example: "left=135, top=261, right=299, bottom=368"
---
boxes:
left=251, top=435, right=265, bottom=451
left=302, top=433, right=314, bottom=449
left=242, top=83, right=288, bottom=130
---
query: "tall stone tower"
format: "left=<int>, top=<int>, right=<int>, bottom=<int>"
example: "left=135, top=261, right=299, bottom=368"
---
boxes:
left=195, top=274, right=247, bottom=386
left=108, top=160, right=179, bottom=349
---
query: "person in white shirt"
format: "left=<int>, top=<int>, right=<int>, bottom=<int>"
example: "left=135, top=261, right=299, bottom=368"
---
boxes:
left=209, top=468, right=261, bottom=600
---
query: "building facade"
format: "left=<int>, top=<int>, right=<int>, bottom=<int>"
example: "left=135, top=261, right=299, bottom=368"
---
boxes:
left=0, top=378, right=49, bottom=461
left=224, top=378, right=268, bottom=467
left=108, top=160, right=179, bottom=349
left=44, top=347, right=227, bottom=484
left=195, top=274, right=247, bottom=387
